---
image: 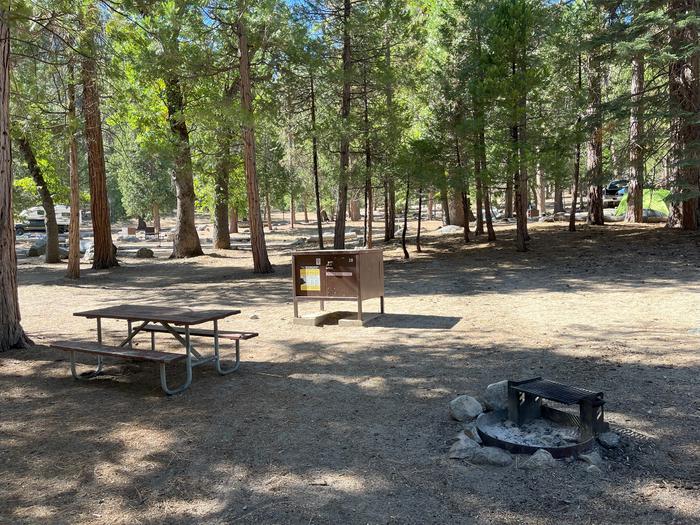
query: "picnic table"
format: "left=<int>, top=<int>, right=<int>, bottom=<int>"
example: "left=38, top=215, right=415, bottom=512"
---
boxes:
left=53, top=304, right=258, bottom=394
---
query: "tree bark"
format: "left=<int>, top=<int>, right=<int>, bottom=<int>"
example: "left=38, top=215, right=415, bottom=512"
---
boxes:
left=401, top=178, right=409, bottom=259
left=553, top=180, right=564, bottom=213
left=17, top=138, right=60, bottom=263
left=535, top=151, right=546, bottom=215
left=569, top=53, right=583, bottom=232
left=265, top=189, right=273, bottom=231
left=475, top=175, right=484, bottom=235
left=237, top=13, right=272, bottom=272
left=363, top=67, right=373, bottom=248
left=213, top=147, right=231, bottom=249
left=163, top=74, right=204, bottom=257
left=461, top=191, right=470, bottom=243
left=310, top=72, right=324, bottom=249
left=82, top=4, right=118, bottom=269
left=440, top=188, right=451, bottom=226
left=66, top=68, right=80, bottom=279
left=515, top=66, right=529, bottom=251
left=136, top=216, right=147, bottom=230
left=586, top=53, right=605, bottom=226
left=503, top=178, right=512, bottom=218
left=479, top=128, right=496, bottom=241
left=416, top=188, right=422, bottom=252
left=626, top=54, right=645, bottom=223
left=388, top=178, right=396, bottom=238
left=349, top=198, right=361, bottom=221
left=427, top=192, right=434, bottom=220
left=228, top=207, right=238, bottom=233
left=153, top=203, right=161, bottom=233
left=0, top=13, right=29, bottom=350
left=668, top=0, right=699, bottom=230
left=333, top=0, right=352, bottom=248
left=290, top=193, right=296, bottom=229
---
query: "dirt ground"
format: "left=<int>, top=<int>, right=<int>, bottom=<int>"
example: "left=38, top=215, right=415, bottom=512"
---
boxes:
left=1, top=220, right=699, bottom=524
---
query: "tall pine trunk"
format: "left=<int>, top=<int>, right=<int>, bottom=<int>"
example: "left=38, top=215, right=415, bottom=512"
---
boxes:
left=0, top=12, right=29, bottom=350
left=66, top=68, right=80, bottom=279
left=668, top=0, right=699, bottom=230
left=401, top=178, right=409, bottom=259
left=480, top=129, right=496, bottom=241
left=416, top=188, right=422, bottom=253
left=18, top=138, right=60, bottom=263
left=535, top=150, right=546, bottom=215
left=153, top=203, right=161, bottom=233
left=237, top=14, right=272, bottom=272
left=82, top=4, right=118, bottom=269
left=515, top=63, right=530, bottom=251
left=333, top=0, right=352, bottom=248
left=569, top=54, right=583, bottom=232
left=213, top=141, right=231, bottom=249
left=310, top=72, right=324, bottom=249
left=505, top=179, right=513, bottom=218
left=164, top=74, right=203, bottom=258
left=228, top=207, right=238, bottom=233
left=586, top=53, right=605, bottom=225
left=363, top=67, right=373, bottom=248
left=553, top=180, right=564, bottom=213
left=626, top=54, right=645, bottom=223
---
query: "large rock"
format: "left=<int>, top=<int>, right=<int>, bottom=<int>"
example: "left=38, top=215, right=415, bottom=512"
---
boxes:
left=449, top=395, right=483, bottom=421
left=135, top=247, right=154, bottom=259
left=28, top=242, right=68, bottom=258
left=82, top=243, right=117, bottom=263
left=438, top=225, right=464, bottom=235
left=448, top=434, right=480, bottom=459
left=520, top=449, right=556, bottom=470
left=483, top=380, right=509, bottom=411
left=469, top=446, right=513, bottom=467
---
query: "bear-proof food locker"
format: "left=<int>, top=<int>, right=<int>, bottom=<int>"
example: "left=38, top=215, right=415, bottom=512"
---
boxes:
left=292, top=249, right=384, bottom=324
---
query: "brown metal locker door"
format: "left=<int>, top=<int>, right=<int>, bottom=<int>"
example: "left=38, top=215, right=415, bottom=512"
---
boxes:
left=323, top=254, right=358, bottom=297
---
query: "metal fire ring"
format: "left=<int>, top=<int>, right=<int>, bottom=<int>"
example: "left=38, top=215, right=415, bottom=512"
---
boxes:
left=475, top=410, right=596, bottom=459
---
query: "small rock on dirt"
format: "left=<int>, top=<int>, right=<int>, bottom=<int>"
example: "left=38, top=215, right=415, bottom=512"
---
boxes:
left=449, top=395, right=483, bottom=421
left=135, top=248, right=154, bottom=258
left=483, top=380, right=508, bottom=411
left=448, top=435, right=480, bottom=459
left=461, top=422, right=482, bottom=444
left=249, top=314, right=259, bottom=320
left=579, top=451, right=603, bottom=467
left=519, top=449, right=556, bottom=470
left=585, top=464, right=603, bottom=475
left=469, top=446, right=513, bottom=467
left=597, top=431, right=621, bottom=449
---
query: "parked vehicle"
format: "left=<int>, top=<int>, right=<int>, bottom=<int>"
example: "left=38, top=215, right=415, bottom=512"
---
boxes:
left=15, top=205, right=80, bottom=236
left=602, top=179, right=628, bottom=207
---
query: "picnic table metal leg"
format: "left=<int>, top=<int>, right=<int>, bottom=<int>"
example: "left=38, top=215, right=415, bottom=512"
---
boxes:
left=159, top=327, right=193, bottom=395
left=70, top=350, right=103, bottom=380
left=159, top=355, right=192, bottom=395
left=213, top=319, right=240, bottom=375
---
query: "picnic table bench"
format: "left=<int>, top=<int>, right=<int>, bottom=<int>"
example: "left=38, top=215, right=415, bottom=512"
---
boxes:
left=54, top=304, right=257, bottom=395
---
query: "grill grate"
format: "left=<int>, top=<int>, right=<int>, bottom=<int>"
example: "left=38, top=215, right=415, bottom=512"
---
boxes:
left=511, top=378, right=602, bottom=405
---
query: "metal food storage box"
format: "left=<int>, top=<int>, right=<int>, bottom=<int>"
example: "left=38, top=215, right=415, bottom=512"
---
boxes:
left=292, top=249, right=384, bottom=325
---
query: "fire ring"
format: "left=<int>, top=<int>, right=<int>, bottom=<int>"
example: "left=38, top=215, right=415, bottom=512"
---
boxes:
left=476, top=410, right=596, bottom=459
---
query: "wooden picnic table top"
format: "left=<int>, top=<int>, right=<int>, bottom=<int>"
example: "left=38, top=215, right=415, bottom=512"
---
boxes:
left=73, top=304, right=241, bottom=326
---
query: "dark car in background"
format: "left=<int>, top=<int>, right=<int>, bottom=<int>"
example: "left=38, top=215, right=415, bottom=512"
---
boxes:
left=603, top=179, right=628, bottom=207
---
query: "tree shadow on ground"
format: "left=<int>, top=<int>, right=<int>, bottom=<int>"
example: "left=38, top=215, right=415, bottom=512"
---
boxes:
left=1, top=331, right=698, bottom=524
